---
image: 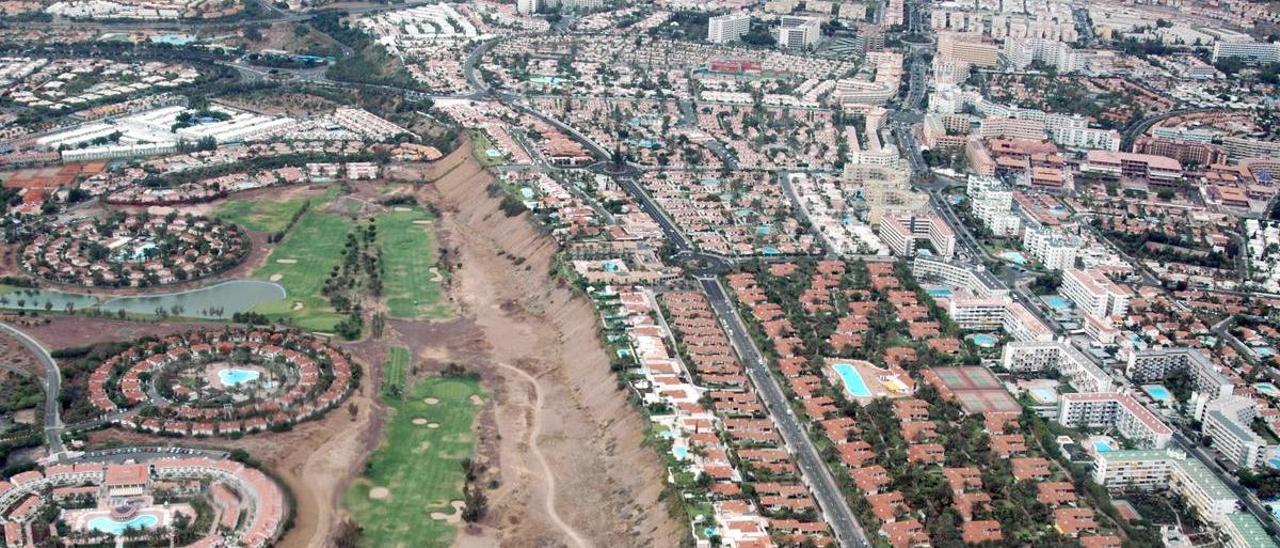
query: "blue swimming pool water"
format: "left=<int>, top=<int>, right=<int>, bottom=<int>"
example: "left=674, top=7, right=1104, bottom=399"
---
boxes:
left=927, top=288, right=952, bottom=298
left=88, top=515, right=158, bottom=535
left=833, top=363, right=872, bottom=398
left=218, top=368, right=260, bottom=386
left=1142, top=385, right=1172, bottom=401
left=1000, top=251, right=1028, bottom=265
left=1257, top=347, right=1276, bottom=358
left=757, top=225, right=772, bottom=235
left=1029, top=387, right=1058, bottom=403
left=674, top=446, right=689, bottom=459
left=762, top=247, right=781, bottom=255
left=969, top=334, right=997, bottom=347
left=1094, top=440, right=1115, bottom=453
left=1043, top=296, right=1072, bottom=311
left=1256, top=383, right=1280, bottom=397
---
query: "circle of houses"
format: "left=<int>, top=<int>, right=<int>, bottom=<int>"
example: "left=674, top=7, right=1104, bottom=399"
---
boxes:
left=0, top=455, right=286, bottom=548
left=89, top=329, right=358, bottom=437
left=22, top=214, right=250, bottom=289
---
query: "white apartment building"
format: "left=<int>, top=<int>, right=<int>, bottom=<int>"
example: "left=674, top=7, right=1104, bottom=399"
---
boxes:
left=1022, top=227, right=1080, bottom=271
left=1057, top=392, right=1173, bottom=449
left=708, top=14, right=751, bottom=44
left=1003, top=38, right=1077, bottom=72
left=911, top=256, right=1010, bottom=298
left=1093, top=449, right=1236, bottom=522
left=1001, top=340, right=1114, bottom=393
left=1211, top=41, right=1280, bottom=64
left=967, top=175, right=1022, bottom=237
left=778, top=16, right=821, bottom=49
left=517, top=0, right=538, bottom=15
left=1126, top=348, right=1234, bottom=405
left=878, top=212, right=957, bottom=260
left=949, top=297, right=1054, bottom=342
left=1203, top=395, right=1269, bottom=470
left=1060, top=267, right=1132, bottom=319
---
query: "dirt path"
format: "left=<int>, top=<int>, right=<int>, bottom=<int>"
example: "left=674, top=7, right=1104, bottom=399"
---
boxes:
left=493, top=360, right=590, bottom=548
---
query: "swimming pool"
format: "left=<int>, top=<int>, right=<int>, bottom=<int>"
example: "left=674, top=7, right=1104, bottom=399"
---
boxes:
left=1029, top=387, right=1059, bottom=404
left=673, top=446, right=689, bottom=460
left=1256, top=383, right=1280, bottom=398
left=218, top=368, right=260, bottom=386
left=999, top=251, right=1029, bottom=265
left=762, top=247, right=781, bottom=255
left=926, top=288, right=952, bottom=299
left=88, top=514, right=158, bottom=535
left=1094, top=440, right=1115, bottom=453
left=832, top=363, right=872, bottom=398
left=1142, top=385, right=1172, bottom=402
left=1043, top=296, right=1072, bottom=311
left=1256, top=346, right=1277, bottom=358
left=969, top=334, right=998, bottom=348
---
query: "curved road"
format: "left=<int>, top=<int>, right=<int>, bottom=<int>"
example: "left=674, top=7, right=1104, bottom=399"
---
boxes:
left=0, top=322, right=64, bottom=458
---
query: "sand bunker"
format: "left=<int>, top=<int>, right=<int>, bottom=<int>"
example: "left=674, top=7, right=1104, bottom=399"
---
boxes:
left=412, top=220, right=432, bottom=225
left=369, top=487, right=390, bottom=500
left=427, top=422, right=440, bottom=429
left=276, top=259, right=298, bottom=264
left=429, top=500, right=466, bottom=523
left=428, top=267, right=443, bottom=282
left=469, top=395, right=483, bottom=405
left=394, top=206, right=412, bottom=212
left=424, top=398, right=440, bottom=405
left=412, top=418, right=428, bottom=425
left=269, top=273, right=283, bottom=282
left=292, top=302, right=305, bottom=311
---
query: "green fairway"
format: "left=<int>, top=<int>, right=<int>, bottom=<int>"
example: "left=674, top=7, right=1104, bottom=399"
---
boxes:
left=343, top=377, right=483, bottom=548
left=215, top=187, right=339, bottom=234
left=251, top=210, right=353, bottom=331
left=382, top=346, right=409, bottom=397
left=376, top=209, right=450, bottom=319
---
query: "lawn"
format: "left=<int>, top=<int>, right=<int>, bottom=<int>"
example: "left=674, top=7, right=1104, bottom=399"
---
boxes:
left=216, top=187, right=339, bottom=233
left=343, top=377, right=483, bottom=548
left=250, top=210, right=353, bottom=332
left=375, top=209, right=450, bottom=319
left=382, top=346, right=409, bottom=397
left=469, top=129, right=505, bottom=168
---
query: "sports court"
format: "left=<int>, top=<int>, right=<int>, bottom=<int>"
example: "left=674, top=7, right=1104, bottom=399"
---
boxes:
left=929, top=366, right=1020, bottom=414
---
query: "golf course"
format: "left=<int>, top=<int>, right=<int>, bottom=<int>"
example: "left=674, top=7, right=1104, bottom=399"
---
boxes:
left=343, top=376, right=484, bottom=548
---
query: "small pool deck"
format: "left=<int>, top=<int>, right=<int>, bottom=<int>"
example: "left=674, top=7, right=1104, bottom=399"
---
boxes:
left=825, top=359, right=914, bottom=401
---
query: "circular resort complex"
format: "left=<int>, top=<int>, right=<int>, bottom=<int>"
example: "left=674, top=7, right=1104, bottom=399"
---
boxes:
left=0, top=454, right=286, bottom=547
left=88, top=329, right=358, bottom=436
left=22, top=213, right=250, bottom=289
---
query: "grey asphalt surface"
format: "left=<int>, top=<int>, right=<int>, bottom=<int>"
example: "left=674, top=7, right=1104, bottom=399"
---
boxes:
left=699, top=277, right=870, bottom=547
left=0, top=322, right=65, bottom=458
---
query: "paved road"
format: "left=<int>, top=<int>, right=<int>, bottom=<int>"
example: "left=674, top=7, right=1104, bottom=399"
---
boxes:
left=0, top=323, right=64, bottom=458
left=699, top=277, right=869, bottom=548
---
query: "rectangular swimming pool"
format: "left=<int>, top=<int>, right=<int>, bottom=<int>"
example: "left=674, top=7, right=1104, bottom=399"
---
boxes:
left=833, top=363, right=872, bottom=398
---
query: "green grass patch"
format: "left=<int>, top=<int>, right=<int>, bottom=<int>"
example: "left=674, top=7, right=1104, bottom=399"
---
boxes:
left=250, top=210, right=353, bottom=331
left=216, top=187, right=339, bottom=233
left=382, top=346, right=410, bottom=397
left=376, top=209, right=450, bottom=319
left=343, top=377, right=483, bottom=548
left=468, top=129, right=504, bottom=168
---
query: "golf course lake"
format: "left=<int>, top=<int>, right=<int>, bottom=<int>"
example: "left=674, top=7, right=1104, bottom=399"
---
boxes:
left=0, top=279, right=287, bottom=319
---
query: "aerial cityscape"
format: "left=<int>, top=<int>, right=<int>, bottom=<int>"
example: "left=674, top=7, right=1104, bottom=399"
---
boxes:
left=0, top=0, right=1278, bottom=546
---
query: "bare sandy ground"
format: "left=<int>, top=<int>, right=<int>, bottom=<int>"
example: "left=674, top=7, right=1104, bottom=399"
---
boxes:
left=421, top=145, right=683, bottom=547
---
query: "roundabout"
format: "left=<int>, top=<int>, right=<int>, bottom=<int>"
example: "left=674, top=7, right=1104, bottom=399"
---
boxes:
left=22, top=212, right=250, bottom=289
left=88, top=328, right=359, bottom=436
